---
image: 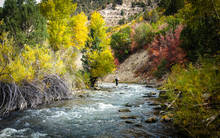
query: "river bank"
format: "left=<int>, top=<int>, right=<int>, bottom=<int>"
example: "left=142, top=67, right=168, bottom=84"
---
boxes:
left=0, top=75, right=74, bottom=117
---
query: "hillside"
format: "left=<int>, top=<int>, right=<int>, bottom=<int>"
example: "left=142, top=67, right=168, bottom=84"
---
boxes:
left=74, top=0, right=158, bottom=26
left=102, top=49, right=161, bottom=85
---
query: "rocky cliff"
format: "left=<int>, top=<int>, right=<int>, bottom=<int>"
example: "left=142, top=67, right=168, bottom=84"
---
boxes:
left=99, top=0, right=158, bottom=26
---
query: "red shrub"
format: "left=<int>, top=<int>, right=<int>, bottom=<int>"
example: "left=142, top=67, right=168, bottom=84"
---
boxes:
left=148, top=25, right=186, bottom=71
left=114, top=58, right=120, bottom=66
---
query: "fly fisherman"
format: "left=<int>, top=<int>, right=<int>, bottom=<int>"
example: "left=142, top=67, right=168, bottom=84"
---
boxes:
left=115, top=76, right=119, bottom=86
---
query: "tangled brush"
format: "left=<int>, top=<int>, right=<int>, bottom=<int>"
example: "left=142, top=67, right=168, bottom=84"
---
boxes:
left=0, top=75, right=71, bottom=116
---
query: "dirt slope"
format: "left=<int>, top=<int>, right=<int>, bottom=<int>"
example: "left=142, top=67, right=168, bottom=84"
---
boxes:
left=102, top=49, right=158, bottom=84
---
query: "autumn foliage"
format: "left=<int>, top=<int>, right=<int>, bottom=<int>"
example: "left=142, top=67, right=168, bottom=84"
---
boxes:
left=0, top=0, right=115, bottom=114
left=147, top=25, right=186, bottom=73
left=82, top=12, right=115, bottom=87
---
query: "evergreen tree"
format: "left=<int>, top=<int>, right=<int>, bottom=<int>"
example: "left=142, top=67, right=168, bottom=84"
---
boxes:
left=180, top=0, right=220, bottom=61
left=114, top=0, right=123, bottom=5
left=0, top=7, right=2, bottom=18
left=159, top=0, right=184, bottom=15
left=0, top=0, right=47, bottom=47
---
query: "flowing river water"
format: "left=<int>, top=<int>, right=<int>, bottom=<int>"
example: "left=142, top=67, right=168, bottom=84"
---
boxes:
left=0, top=83, right=177, bottom=138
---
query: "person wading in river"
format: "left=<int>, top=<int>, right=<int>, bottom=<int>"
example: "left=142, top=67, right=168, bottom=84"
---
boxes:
left=115, top=76, right=119, bottom=86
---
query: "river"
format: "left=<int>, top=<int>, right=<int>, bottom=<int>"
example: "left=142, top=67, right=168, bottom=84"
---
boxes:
left=0, top=83, right=177, bottom=138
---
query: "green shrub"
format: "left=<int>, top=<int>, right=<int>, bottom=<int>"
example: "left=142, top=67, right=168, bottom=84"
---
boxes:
left=120, top=10, right=124, bottom=16
left=132, top=2, right=146, bottom=8
left=112, top=2, right=116, bottom=10
left=114, top=0, right=123, bottom=5
left=158, top=0, right=184, bottom=15
left=178, top=1, right=219, bottom=62
left=131, top=2, right=135, bottom=8
left=0, top=0, right=47, bottom=47
left=134, top=23, right=154, bottom=48
left=162, top=57, right=220, bottom=136
left=180, top=16, right=219, bottom=62
left=118, top=18, right=125, bottom=25
left=151, top=15, right=183, bottom=35
left=75, top=71, right=90, bottom=88
left=153, top=59, right=169, bottom=79
left=166, top=16, right=183, bottom=32
left=143, top=10, right=159, bottom=23
left=110, top=27, right=132, bottom=63
left=151, top=9, right=159, bottom=23
left=143, top=11, right=150, bottom=21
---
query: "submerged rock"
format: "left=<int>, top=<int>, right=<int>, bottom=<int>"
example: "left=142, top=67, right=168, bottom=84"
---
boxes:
left=119, top=109, right=131, bottom=112
left=149, top=101, right=160, bottom=106
left=78, top=93, right=90, bottom=98
left=125, top=120, right=134, bottom=124
left=120, top=116, right=137, bottom=119
left=134, top=124, right=143, bottom=127
left=143, top=92, right=157, bottom=98
left=145, top=116, right=158, bottom=123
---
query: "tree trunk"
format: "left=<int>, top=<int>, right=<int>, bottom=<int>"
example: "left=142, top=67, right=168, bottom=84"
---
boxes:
left=90, top=77, right=98, bottom=88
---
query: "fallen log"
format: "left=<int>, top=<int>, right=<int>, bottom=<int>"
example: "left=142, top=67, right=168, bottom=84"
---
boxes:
left=167, top=91, right=182, bottom=109
left=206, top=112, right=220, bottom=127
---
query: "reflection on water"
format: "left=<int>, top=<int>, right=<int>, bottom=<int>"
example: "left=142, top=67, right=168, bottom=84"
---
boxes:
left=0, top=83, right=176, bottom=138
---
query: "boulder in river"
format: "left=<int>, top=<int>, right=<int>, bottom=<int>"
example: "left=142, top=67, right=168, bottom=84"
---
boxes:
left=146, top=85, right=154, bottom=88
left=145, top=116, right=158, bottom=123
left=94, top=87, right=101, bottom=90
left=119, top=109, right=131, bottom=112
left=149, top=101, right=160, bottom=106
left=143, top=92, right=157, bottom=98
left=159, top=111, right=166, bottom=115
left=159, top=90, right=167, bottom=95
left=78, top=94, right=89, bottom=98
left=159, top=91, right=168, bottom=99
left=153, top=105, right=162, bottom=110
left=120, top=116, right=137, bottom=119
left=78, top=95, right=85, bottom=98
left=150, top=92, right=157, bottom=95
left=161, top=115, right=172, bottom=122
left=124, top=103, right=132, bottom=107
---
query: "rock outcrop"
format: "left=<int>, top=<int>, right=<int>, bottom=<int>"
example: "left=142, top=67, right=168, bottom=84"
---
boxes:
left=99, top=0, right=158, bottom=26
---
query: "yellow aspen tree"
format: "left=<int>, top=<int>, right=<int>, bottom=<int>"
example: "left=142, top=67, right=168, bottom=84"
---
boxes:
left=70, top=12, right=89, bottom=50
left=40, top=0, right=77, bottom=51
left=82, top=11, right=115, bottom=87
